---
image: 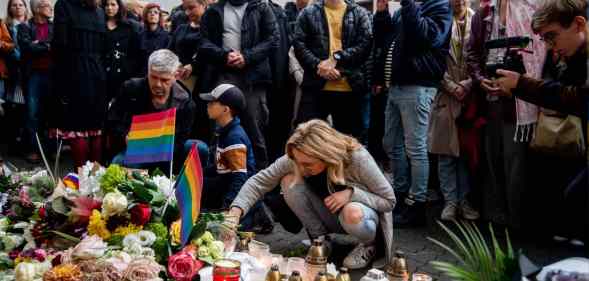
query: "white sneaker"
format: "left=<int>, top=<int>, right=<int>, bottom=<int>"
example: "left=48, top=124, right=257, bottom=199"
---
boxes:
left=343, top=243, right=375, bottom=270
left=441, top=202, right=458, bottom=221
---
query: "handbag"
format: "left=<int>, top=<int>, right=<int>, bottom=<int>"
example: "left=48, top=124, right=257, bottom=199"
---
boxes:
left=529, top=109, right=585, bottom=159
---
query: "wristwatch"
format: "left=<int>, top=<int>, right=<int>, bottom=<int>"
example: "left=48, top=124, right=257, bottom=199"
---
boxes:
left=333, top=51, right=343, bottom=65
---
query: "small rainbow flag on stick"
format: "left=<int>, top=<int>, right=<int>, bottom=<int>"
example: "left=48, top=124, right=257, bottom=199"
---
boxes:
left=125, top=108, right=176, bottom=164
left=175, top=144, right=204, bottom=246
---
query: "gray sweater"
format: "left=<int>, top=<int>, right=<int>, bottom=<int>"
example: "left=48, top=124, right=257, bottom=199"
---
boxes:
left=231, top=147, right=397, bottom=262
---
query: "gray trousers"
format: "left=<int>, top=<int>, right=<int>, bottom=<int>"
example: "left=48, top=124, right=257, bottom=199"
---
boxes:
left=219, top=73, right=269, bottom=169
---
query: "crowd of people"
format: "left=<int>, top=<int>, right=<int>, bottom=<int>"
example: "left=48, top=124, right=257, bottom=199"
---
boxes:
left=0, top=0, right=587, bottom=270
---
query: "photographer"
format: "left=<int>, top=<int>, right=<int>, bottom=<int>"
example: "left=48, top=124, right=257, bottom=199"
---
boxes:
left=465, top=0, right=545, bottom=231
left=494, top=0, right=587, bottom=245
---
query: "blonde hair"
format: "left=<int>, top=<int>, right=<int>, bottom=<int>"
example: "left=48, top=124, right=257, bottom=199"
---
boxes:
left=286, top=119, right=362, bottom=186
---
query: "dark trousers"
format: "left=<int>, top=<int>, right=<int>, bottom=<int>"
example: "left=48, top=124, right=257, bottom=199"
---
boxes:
left=202, top=175, right=263, bottom=230
left=368, top=92, right=388, bottom=162
left=218, top=73, right=269, bottom=170
left=296, top=89, right=364, bottom=139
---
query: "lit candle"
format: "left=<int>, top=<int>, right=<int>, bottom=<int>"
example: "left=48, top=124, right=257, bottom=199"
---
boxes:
left=412, top=273, right=433, bottom=281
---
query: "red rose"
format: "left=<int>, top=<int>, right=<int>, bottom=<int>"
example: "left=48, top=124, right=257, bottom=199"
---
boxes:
left=39, top=206, right=46, bottom=219
left=130, top=203, right=152, bottom=226
left=167, top=248, right=204, bottom=281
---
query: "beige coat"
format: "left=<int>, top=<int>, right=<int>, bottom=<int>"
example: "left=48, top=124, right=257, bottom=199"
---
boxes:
left=428, top=8, right=475, bottom=157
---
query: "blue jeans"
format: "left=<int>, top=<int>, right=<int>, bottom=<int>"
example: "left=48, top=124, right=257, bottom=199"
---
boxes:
left=0, top=79, right=5, bottom=101
left=112, top=140, right=209, bottom=169
left=383, top=85, right=436, bottom=202
left=438, top=155, right=470, bottom=204
left=25, top=72, right=49, bottom=148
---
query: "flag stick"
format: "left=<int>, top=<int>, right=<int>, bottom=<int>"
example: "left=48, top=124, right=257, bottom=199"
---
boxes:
left=35, top=133, right=56, bottom=184
left=162, top=113, right=176, bottom=216
left=53, top=137, right=63, bottom=181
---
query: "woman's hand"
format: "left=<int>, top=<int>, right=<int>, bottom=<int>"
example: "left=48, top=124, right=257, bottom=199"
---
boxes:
left=324, top=189, right=353, bottom=214
left=225, top=207, right=243, bottom=230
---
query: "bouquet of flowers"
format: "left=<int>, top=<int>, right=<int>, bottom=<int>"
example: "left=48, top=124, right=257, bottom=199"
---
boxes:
left=0, top=162, right=237, bottom=281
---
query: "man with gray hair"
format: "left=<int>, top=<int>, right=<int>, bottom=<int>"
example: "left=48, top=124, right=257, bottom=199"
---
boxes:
left=107, top=49, right=200, bottom=172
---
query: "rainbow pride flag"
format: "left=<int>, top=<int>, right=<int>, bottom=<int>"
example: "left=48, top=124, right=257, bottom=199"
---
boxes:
left=175, top=144, right=204, bottom=245
left=125, top=108, right=176, bottom=164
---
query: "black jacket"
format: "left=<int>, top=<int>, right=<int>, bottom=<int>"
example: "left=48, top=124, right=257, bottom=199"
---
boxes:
left=17, top=19, right=54, bottom=75
left=107, top=77, right=196, bottom=171
left=138, top=26, right=170, bottom=75
left=170, top=5, right=189, bottom=33
left=292, top=0, right=372, bottom=92
left=268, top=0, right=291, bottom=90
left=284, top=2, right=300, bottom=36
left=198, top=0, right=279, bottom=92
left=51, top=0, right=107, bottom=131
left=372, top=0, right=452, bottom=87
left=104, top=20, right=141, bottom=99
left=168, top=23, right=201, bottom=67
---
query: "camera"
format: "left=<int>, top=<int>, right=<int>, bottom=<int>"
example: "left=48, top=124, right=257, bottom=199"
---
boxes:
left=484, top=36, right=532, bottom=78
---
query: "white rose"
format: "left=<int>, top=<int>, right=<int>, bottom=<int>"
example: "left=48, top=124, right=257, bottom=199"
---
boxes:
left=15, top=262, right=36, bottom=281
left=101, top=192, right=128, bottom=218
left=152, top=176, right=173, bottom=197
left=2, top=235, right=24, bottom=251
left=140, top=247, right=155, bottom=258
left=123, top=242, right=144, bottom=256
left=72, top=235, right=108, bottom=260
left=122, top=234, right=141, bottom=249
left=136, top=231, right=156, bottom=247
left=34, top=261, right=52, bottom=278
left=105, top=251, right=132, bottom=272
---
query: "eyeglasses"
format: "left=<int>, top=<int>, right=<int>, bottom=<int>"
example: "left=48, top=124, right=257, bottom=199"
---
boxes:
left=539, top=31, right=559, bottom=46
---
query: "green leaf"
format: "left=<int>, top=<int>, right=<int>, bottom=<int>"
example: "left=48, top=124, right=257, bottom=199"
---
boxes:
left=149, top=191, right=166, bottom=207
left=49, top=231, right=81, bottom=243
left=133, top=185, right=154, bottom=203
left=51, top=196, right=71, bottom=215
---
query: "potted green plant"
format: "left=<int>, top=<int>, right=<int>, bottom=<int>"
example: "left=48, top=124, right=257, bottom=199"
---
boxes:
left=428, top=221, right=519, bottom=281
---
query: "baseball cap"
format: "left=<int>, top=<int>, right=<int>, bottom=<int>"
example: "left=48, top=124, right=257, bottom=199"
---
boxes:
left=199, top=84, right=246, bottom=112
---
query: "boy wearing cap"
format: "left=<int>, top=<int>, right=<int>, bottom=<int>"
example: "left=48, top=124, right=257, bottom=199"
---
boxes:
left=200, top=84, right=260, bottom=227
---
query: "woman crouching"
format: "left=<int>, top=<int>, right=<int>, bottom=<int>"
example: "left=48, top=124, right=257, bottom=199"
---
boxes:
left=227, top=119, right=396, bottom=269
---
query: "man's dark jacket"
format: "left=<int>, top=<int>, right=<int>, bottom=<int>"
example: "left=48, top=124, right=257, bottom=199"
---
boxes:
left=372, top=0, right=452, bottom=87
left=198, top=0, right=279, bottom=92
left=107, top=77, right=196, bottom=170
left=292, top=0, right=372, bottom=93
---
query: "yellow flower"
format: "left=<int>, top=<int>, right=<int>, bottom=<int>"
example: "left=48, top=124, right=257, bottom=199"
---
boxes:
left=113, top=223, right=143, bottom=237
left=170, top=219, right=181, bottom=246
left=43, top=263, right=82, bottom=281
left=14, top=256, right=31, bottom=266
left=87, top=210, right=111, bottom=240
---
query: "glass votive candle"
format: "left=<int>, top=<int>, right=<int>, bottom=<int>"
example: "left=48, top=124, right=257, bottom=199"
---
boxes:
left=271, top=254, right=286, bottom=273
left=412, top=273, right=433, bottom=281
left=248, top=240, right=270, bottom=260
left=287, top=257, right=307, bottom=280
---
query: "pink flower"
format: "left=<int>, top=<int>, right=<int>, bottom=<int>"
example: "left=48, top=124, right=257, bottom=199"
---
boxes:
left=167, top=247, right=204, bottom=281
left=122, top=258, right=163, bottom=281
left=33, top=249, right=47, bottom=262
left=19, top=187, right=32, bottom=206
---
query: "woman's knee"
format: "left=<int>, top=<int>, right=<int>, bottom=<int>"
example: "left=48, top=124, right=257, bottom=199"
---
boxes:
left=282, top=180, right=308, bottom=206
left=340, top=202, right=365, bottom=225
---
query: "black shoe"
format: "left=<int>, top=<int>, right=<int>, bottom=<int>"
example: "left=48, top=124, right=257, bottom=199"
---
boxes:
left=393, top=192, right=407, bottom=215
left=394, top=196, right=426, bottom=228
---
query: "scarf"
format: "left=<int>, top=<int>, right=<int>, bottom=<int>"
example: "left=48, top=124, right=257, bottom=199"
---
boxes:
left=490, top=0, right=545, bottom=142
